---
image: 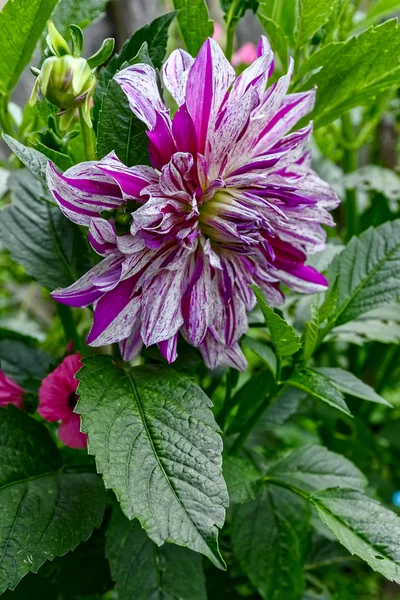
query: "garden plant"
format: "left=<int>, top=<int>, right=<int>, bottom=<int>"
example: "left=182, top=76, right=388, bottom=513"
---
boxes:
left=1, top=0, right=400, bottom=598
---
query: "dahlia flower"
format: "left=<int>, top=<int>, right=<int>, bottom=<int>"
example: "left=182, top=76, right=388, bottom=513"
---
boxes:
left=47, top=37, right=339, bottom=370
left=0, top=369, right=24, bottom=408
left=38, top=353, right=87, bottom=448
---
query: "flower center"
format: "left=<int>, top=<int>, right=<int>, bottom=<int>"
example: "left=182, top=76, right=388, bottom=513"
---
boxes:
left=198, top=190, right=236, bottom=241
left=68, top=392, right=79, bottom=408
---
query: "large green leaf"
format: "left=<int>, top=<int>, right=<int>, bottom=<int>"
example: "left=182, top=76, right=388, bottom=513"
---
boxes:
left=257, top=12, right=289, bottom=68
left=327, top=220, right=400, bottom=327
left=268, top=445, right=367, bottom=493
left=0, top=170, right=92, bottom=289
left=295, top=0, right=336, bottom=49
left=287, top=369, right=351, bottom=416
left=251, top=285, right=302, bottom=357
left=232, top=485, right=310, bottom=600
left=242, top=336, right=277, bottom=376
left=0, top=406, right=106, bottom=593
left=226, top=369, right=275, bottom=435
left=0, top=0, right=58, bottom=92
left=2, top=135, right=49, bottom=186
left=296, top=20, right=400, bottom=127
left=94, top=12, right=176, bottom=124
left=314, top=368, right=392, bottom=406
left=223, top=455, right=263, bottom=505
left=77, top=356, right=228, bottom=569
left=172, top=0, right=213, bottom=55
left=50, top=0, right=109, bottom=39
left=0, top=339, right=53, bottom=389
left=312, top=488, right=400, bottom=583
left=106, top=506, right=207, bottom=600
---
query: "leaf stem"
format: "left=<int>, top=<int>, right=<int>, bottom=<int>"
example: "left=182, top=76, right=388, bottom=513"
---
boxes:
left=341, top=112, right=358, bottom=242
left=79, top=107, right=97, bottom=161
left=225, top=26, right=235, bottom=62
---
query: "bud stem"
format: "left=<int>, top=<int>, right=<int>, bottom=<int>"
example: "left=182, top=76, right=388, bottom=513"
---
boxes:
left=79, top=106, right=97, bottom=161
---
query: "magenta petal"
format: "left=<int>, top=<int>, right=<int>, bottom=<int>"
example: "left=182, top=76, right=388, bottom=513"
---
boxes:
left=158, top=333, right=179, bottom=363
left=97, top=152, right=158, bottom=200
left=148, top=111, right=177, bottom=170
left=58, top=413, right=87, bottom=449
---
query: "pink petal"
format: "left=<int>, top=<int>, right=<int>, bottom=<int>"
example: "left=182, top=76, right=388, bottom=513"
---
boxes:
left=58, top=413, right=87, bottom=449
left=38, top=354, right=82, bottom=422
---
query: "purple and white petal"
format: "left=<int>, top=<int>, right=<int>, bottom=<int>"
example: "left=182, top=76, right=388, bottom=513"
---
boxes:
left=162, top=48, right=194, bottom=106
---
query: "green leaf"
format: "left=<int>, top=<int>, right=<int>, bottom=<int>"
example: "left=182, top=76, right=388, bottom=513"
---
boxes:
left=302, top=302, right=320, bottom=363
left=344, top=165, right=400, bottom=207
left=258, top=0, right=297, bottom=44
left=327, top=220, right=400, bottom=327
left=269, top=445, right=367, bottom=493
left=314, top=368, right=392, bottom=407
left=295, top=0, right=336, bottom=49
left=251, top=285, right=302, bottom=357
left=172, top=0, right=213, bottom=55
left=31, top=139, right=73, bottom=172
left=0, top=170, right=92, bottom=289
left=0, top=340, right=53, bottom=389
left=94, top=12, right=176, bottom=124
left=312, top=488, right=400, bottom=583
left=77, top=356, right=228, bottom=569
left=353, top=0, right=400, bottom=32
left=106, top=505, right=207, bottom=600
left=242, top=335, right=277, bottom=376
left=232, top=485, right=310, bottom=600
left=223, top=455, right=263, bottom=504
left=287, top=369, right=351, bottom=416
left=2, top=135, right=49, bottom=186
left=331, top=303, right=400, bottom=344
left=257, top=12, right=289, bottom=68
left=227, top=369, right=275, bottom=435
left=0, top=0, right=58, bottom=92
left=296, top=20, right=400, bottom=127
left=50, top=0, right=109, bottom=40
left=0, top=406, right=106, bottom=593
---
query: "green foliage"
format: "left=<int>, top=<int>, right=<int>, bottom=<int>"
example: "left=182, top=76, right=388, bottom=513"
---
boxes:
left=0, top=170, right=92, bottom=289
left=287, top=370, right=351, bottom=415
left=257, top=11, right=289, bottom=68
left=0, top=406, right=106, bottom=594
left=223, top=455, right=263, bottom=504
left=50, top=0, right=109, bottom=40
left=0, top=0, right=58, bottom=93
left=106, top=506, right=207, bottom=600
left=0, top=339, right=53, bottom=389
left=172, top=0, right=213, bottom=55
left=232, top=485, right=310, bottom=600
left=77, top=356, right=228, bottom=569
left=2, top=135, right=49, bottom=186
left=295, top=0, right=337, bottom=49
left=314, top=368, right=392, bottom=406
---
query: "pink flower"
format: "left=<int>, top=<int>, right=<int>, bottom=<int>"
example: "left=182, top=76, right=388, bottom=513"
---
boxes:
left=232, top=42, right=258, bottom=67
left=38, top=353, right=87, bottom=449
left=47, top=38, right=339, bottom=370
left=212, top=22, right=224, bottom=43
left=0, top=369, right=24, bottom=408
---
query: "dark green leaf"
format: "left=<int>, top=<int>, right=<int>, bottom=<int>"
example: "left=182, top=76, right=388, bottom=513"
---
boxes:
left=2, top=135, right=49, bottom=186
left=223, top=455, right=263, bottom=504
left=312, top=488, right=400, bottom=583
left=287, top=369, right=351, bottom=416
left=269, top=445, right=367, bottom=492
left=106, top=505, right=207, bottom=600
left=226, top=369, right=275, bottom=435
left=0, top=0, right=58, bottom=92
left=172, top=0, right=213, bottom=55
left=0, top=340, right=53, bottom=389
left=251, top=285, right=302, bottom=357
left=0, top=407, right=106, bottom=593
left=314, top=368, right=392, bottom=406
left=302, top=302, right=320, bottom=363
left=242, top=335, right=277, bottom=376
left=0, top=170, right=92, bottom=289
left=232, top=485, right=310, bottom=600
left=77, top=356, right=228, bottom=569
left=32, top=139, right=73, bottom=172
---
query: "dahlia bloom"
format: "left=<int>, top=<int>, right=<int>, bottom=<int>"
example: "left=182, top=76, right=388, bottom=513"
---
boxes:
left=38, top=353, right=87, bottom=448
left=0, top=369, right=24, bottom=408
left=47, top=37, right=339, bottom=370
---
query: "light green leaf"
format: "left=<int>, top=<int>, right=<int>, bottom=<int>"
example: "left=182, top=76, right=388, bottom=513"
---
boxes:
left=314, top=368, right=392, bottom=406
left=295, top=0, right=336, bottom=49
left=242, top=335, right=277, bottom=376
left=258, top=0, right=297, bottom=44
left=269, top=445, right=367, bottom=493
left=223, top=455, right=263, bottom=504
left=0, top=406, right=106, bottom=594
left=327, top=219, right=400, bottom=327
left=0, top=170, right=92, bottom=289
left=2, top=134, right=49, bottom=186
left=107, top=506, right=207, bottom=600
left=354, top=0, right=400, bottom=32
left=251, top=285, right=302, bottom=357
left=257, top=12, right=289, bottom=68
left=296, top=20, right=400, bottom=127
left=232, top=485, right=310, bottom=600
left=172, top=0, right=213, bottom=56
left=331, top=304, right=400, bottom=344
left=32, top=139, right=73, bottom=172
left=312, top=488, right=400, bottom=584
left=0, top=0, right=58, bottom=92
left=50, top=0, right=109, bottom=40
left=77, top=356, right=228, bottom=569
left=287, top=369, right=351, bottom=416
left=302, top=302, right=320, bottom=363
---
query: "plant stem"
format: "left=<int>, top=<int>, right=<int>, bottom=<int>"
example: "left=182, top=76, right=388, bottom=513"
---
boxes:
left=79, top=107, right=96, bottom=161
left=341, top=112, right=358, bottom=242
left=225, top=27, right=235, bottom=62
left=0, top=94, right=15, bottom=136
left=229, top=385, right=282, bottom=455
left=57, top=304, right=83, bottom=353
